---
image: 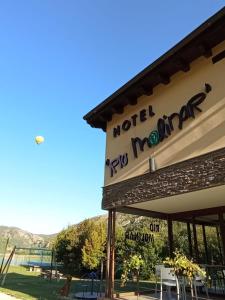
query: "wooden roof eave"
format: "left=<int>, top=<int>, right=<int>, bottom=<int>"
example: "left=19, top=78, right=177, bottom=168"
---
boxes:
left=83, top=7, right=225, bottom=131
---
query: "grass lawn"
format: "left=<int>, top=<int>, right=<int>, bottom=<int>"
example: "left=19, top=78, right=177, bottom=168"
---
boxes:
left=0, top=266, right=154, bottom=300
left=0, top=266, right=66, bottom=300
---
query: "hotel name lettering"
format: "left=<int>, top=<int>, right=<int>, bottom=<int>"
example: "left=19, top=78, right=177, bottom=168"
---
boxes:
left=106, top=84, right=212, bottom=177
left=125, top=223, right=160, bottom=244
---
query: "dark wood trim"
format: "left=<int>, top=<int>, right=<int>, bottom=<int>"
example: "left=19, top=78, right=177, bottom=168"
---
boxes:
left=116, top=206, right=167, bottom=219
left=216, top=225, right=224, bottom=264
left=192, top=219, right=199, bottom=262
left=105, top=210, right=112, bottom=298
left=102, top=113, right=112, bottom=122
left=198, top=43, right=213, bottom=58
left=167, top=217, right=173, bottom=257
left=174, top=57, right=190, bottom=72
left=158, top=72, right=170, bottom=85
left=111, top=105, right=124, bottom=114
left=218, top=213, right=225, bottom=264
left=171, top=206, right=225, bottom=219
left=191, top=220, right=217, bottom=226
left=84, top=8, right=225, bottom=130
left=202, top=225, right=209, bottom=264
left=105, top=210, right=116, bottom=299
left=115, top=206, right=219, bottom=226
left=141, top=84, right=153, bottom=96
left=187, top=222, right=193, bottom=258
left=111, top=210, right=116, bottom=297
left=212, top=49, right=225, bottom=64
left=127, top=96, right=137, bottom=106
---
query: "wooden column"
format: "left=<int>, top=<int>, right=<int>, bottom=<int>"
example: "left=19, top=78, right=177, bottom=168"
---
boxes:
left=192, top=219, right=199, bottom=262
left=167, top=217, right=173, bottom=257
left=105, top=209, right=116, bottom=299
left=105, top=210, right=112, bottom=298
left=111, top=210, right=116, bottom=296
left=202, top=225, right=209, bottom=264
left=187, top=222, right=193, bottom=258
left=218, top=213, right=225, bottom=263
left=216, top=226, right=223, bottom=264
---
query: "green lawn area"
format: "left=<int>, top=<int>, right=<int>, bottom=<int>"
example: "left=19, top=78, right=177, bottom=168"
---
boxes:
left=0, top=266, right=66, bottom=300
left=0, top=266, right=154, bottom=300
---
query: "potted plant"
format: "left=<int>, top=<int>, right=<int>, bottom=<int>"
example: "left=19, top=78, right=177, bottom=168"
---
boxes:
left=163, top=250, right=206, bottom=283
left=120, top=254, right=144, bottom=287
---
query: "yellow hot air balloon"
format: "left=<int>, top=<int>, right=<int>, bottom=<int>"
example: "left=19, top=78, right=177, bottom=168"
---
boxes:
left=35, top=136, right=45, bottom=144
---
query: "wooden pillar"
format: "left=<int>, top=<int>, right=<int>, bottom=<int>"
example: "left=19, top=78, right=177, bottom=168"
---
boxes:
left=192, top=219, right=199, bottom=262
left=105, top=209, right=116, bottom=299
left=202, top=225, right=209, bottom=264
left=167, top=217, right=173, bottom=257
left=111, top=210, right=116, bottom=296
left=187, top=222, right=193, bottom=258
left=216, top=226, right=223, bottom=264
left=105, top=210, right=112, bottom=298
left=218, top=213, right=225, bottom=264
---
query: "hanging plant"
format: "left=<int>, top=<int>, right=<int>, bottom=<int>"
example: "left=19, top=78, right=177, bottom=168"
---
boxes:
left=163, top=250, right=206, bottom=283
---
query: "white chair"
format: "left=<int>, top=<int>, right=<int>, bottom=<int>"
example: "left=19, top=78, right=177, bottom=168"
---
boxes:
left=160, top=267, right=180, bottom=300
left=154, top=264, right=164, bottom=295
left=192, top=274, right=209, bottom=300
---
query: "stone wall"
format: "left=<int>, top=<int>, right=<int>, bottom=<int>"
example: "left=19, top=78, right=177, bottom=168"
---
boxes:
left=102, top=147, right=225, bottom=210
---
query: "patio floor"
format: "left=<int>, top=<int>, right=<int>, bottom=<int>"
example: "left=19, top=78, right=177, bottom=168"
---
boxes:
left=114, top=291, right=223, bottom=300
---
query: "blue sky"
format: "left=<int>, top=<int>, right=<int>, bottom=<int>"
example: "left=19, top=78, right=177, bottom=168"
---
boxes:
left=0, top=1, right=224, bottom=234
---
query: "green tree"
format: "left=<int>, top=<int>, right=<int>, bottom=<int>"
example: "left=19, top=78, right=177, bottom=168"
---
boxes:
left=53, top=218, right=106, bottom=274
left=82, top=221, right=106, bottom=270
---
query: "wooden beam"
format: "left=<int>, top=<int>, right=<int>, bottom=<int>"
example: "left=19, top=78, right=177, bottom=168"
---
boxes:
left=116, top=206, right=168, bottom=219
left=141, top=84, right=153, bottom=96
left=175, top=219, right=217, bottom=226
left=99, top=114, right=112, bottom=123
left=111, top=105, right=124, bottom=114
left=158, top=72, right=170, bottom=85
left=127, top=95, right=137, bottom=105
left=171, top=206, right=225, bottom=219
left=175, top=57, right=190, bottom=72
left=127, top=86, right=144, bottom=105
left=212, top=49, right=225, bottom=64
left=91, top=120, right=106, bottom=131
left=198, top=43, right=213, bottom=58
left=101, top=112, right=112, bottom=122
left=117, top=206, right=217, bottom=226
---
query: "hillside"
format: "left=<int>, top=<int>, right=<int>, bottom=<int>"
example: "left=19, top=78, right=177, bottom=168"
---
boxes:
left=0, top=213, right=146, bottom=251
left=0, top=226, right=55, bottom=251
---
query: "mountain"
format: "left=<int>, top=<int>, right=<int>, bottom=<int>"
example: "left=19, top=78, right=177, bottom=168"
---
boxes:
left=0, top=226, right=55, bottom=251
left=0, top=213, right=143, bottom=252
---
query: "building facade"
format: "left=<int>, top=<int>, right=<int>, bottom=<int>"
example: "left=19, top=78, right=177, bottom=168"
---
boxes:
left=84, top=7, right=225, bottom=298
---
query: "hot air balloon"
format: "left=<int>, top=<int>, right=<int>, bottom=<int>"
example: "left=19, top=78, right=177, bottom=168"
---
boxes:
left=35, top=136, right=45, bottom=144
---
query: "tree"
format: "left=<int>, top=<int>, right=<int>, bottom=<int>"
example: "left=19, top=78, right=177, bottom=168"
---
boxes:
left=82, top=221, right=106, bottom=270
left=53, top=218, right=106, bottom=274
